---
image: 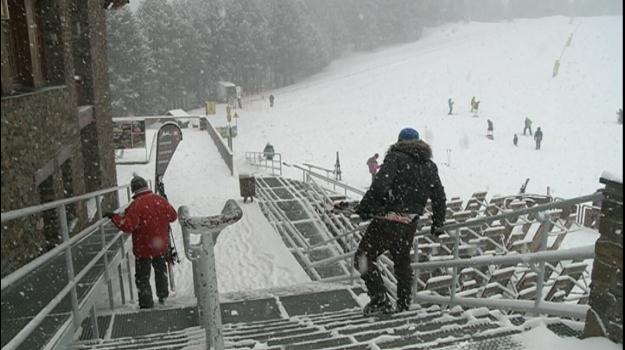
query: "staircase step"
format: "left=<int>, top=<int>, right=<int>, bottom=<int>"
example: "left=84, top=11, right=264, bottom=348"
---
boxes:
left=267, top=330, right=333, bottom=347
left=274, top=336, right=353, bottom=350
left=376, top=320, right=501, bottom=349
left=227, top=325, right=320, bottom=343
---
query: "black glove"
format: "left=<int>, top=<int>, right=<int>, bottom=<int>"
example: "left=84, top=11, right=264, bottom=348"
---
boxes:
left=103, top=212, right=115, bottom=219
left=430, top=225, right=445, bottom=237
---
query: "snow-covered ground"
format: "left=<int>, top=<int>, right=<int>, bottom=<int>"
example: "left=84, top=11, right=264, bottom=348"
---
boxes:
left=192, top=16, right=622, bottom=201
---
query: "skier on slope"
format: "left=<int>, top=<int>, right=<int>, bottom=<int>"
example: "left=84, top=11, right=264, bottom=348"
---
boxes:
left=487, top=119, right=494, bottom=139
left=355, top=128, right=447, bottom=315
left=105, top=176, right=177, bottom=309
left=513, top=134, right=518, bottom=146
left=448, top=98, right=454, bottom=115
left=534, top=127, right=544, bottom=150
left=269, top=94, right=275, bottom=108
left=524, top=117, right=533, bottom=136
left=366, top=153, right=381, bottom=184
left=470, top=96, right=480, bottom=113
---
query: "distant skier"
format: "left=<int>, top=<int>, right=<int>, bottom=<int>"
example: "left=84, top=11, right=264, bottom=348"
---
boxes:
left=513, top=134, right=518, bottom=146
left=447, top=98, right=454, bottom=115
left=487, top=119, right=494, bottom=139
left=618, top=108, right=623, bottom=125
left=523, top=117, right=533, bottom=136
left=269, top=94, right=275, bottom=108
left=534, top=127, right=543, bottom=150
left=366, top=153, right=380, bottom=184
left=470, top=96, right=480, bottom=113
left=263, top=143, right=275, bottom=160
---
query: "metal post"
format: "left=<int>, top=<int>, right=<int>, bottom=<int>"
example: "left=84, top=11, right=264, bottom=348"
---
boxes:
left=450, top=229, right=460, bottom=306
left=90, top=305, right=100, bottom=339
left=349, top=234, right=355, bottom=286
left=413, top=237, right=419, bottom=298
left=97, top=196, right=115, bottom=310
left=58, top=204, right=81, bottom=331
left=117, top=264, right=126, bottom=305
left=126, top=187, right=132, bottom=203
left=198, top=232, right=225, bottom=350
left=126, top=252, right=134, bottom=301
left=534, top=221, right=550, bottom=313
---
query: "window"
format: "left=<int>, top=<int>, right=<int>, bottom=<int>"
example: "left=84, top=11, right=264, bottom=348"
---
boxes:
left=2, top=0, right=64, bottom=95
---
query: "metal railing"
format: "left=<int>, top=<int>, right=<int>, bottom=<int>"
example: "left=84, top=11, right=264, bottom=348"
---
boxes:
left=308, top=191, right=603, bottom=319
left=302, top=163, right=339, bottom=180
left=245, top=152, right=283, bottom=176
left=1, top=184, right=135, bottom=350
left=293, top=164, right=365, bottom=199
left=178, top=200, right=243, bottom=350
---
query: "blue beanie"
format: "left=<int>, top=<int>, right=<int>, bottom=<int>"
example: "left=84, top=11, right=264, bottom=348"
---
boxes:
left=398, top=128, right=420, bottom=141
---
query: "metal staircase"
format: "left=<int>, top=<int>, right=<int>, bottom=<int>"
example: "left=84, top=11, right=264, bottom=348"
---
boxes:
left=69, top=286, right=583, bottom=350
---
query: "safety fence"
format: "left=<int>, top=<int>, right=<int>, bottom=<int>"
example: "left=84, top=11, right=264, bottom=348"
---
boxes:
left=307, top=191, right=604, bottom=320
left=244, top=152, right=283, bottom=176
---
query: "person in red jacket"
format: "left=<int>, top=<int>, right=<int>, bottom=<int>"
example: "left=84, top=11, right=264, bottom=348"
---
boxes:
left=105, top=176, right=177, bottom=309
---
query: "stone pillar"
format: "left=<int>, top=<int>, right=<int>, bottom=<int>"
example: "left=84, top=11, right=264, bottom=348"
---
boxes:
left=583, top=177, right=623, bottom=343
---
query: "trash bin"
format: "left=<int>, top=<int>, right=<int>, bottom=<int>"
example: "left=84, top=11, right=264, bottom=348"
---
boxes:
left=239, top=174, right=255, bottom=203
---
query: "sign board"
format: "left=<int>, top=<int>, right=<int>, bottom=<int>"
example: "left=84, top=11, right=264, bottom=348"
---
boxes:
left=216, top=125, right=237, bottom=139
left=112, top=119, right=146, bottom=149
left=206, top=101, right=216, bottom=115
left=1, top=0, right=8, bottom=20
left=154, top=122, right=183, bottom=181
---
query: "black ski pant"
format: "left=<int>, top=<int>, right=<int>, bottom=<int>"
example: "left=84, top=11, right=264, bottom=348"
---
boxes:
left=524, top=126, right=532, bottom=135
left=535, top=140, right=542, bottom=150
left=135, top=255, right=169, bottom=308
left=354, top=219, right=416, bottom=308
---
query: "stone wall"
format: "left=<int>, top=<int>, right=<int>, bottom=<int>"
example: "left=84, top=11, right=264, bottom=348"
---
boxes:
left=0, top=1, right=118, bottom=276
left=583, top=177, right=623, bottom=343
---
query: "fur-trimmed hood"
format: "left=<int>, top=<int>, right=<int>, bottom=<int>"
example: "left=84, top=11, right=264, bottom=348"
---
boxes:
left=388, top=140, right=432, bottom=161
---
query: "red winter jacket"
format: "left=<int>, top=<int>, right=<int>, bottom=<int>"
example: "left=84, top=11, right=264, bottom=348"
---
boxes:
left=111, top=189, right=177, bottom=259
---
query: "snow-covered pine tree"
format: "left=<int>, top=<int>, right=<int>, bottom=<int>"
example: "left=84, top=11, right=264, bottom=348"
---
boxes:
left=106, top=8, right=156, bottom=117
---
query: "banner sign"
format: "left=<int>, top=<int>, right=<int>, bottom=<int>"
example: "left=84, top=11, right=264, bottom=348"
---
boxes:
left=112, top=119, right=146, bottom=149
left=206, top=101, right=216, bottom=115
left=216, top=125, right=237, bottom=139
left=154, top=122, right=183, bottom=182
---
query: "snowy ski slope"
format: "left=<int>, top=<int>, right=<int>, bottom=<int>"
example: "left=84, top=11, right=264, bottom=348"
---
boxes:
left=227, top=16, right=623, bottom=200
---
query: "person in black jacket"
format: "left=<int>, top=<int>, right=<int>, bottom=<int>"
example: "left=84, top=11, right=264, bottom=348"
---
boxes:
left=355, top=128, right=447, bottom=315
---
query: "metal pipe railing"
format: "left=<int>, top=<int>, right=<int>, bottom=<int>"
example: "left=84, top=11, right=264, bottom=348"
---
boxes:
left=1, top=183, right=134, bottom=350
left=307, top=191, right=602, bottom=319
left=293, top=164, right=365, bottom=198
left=245, top=152, right=283, bottom=176
left=178, top=200, right=243, bottom=350
left=2, top=227, right=125, bottom=350
left=1, top=184, right=131, bottom=223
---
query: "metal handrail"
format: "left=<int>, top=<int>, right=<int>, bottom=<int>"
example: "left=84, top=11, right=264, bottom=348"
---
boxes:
left=2, top=227, right=126, bottom=350
left=293, top=164, right=365, bottom=198
left=178, top=200, right=243, bottom=350
left=307, top=191, right=603, bottom=319
left=1, top=184, right=131, bottom=223
left=245, top=151, right=283, bottom=176
left=302, top=162, right=338, bottom=180
left=1, top=218, right=105, bottom=290
left=1, top=183, right=135, bottom=350
left=310, top=192, right=601, bottom=268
